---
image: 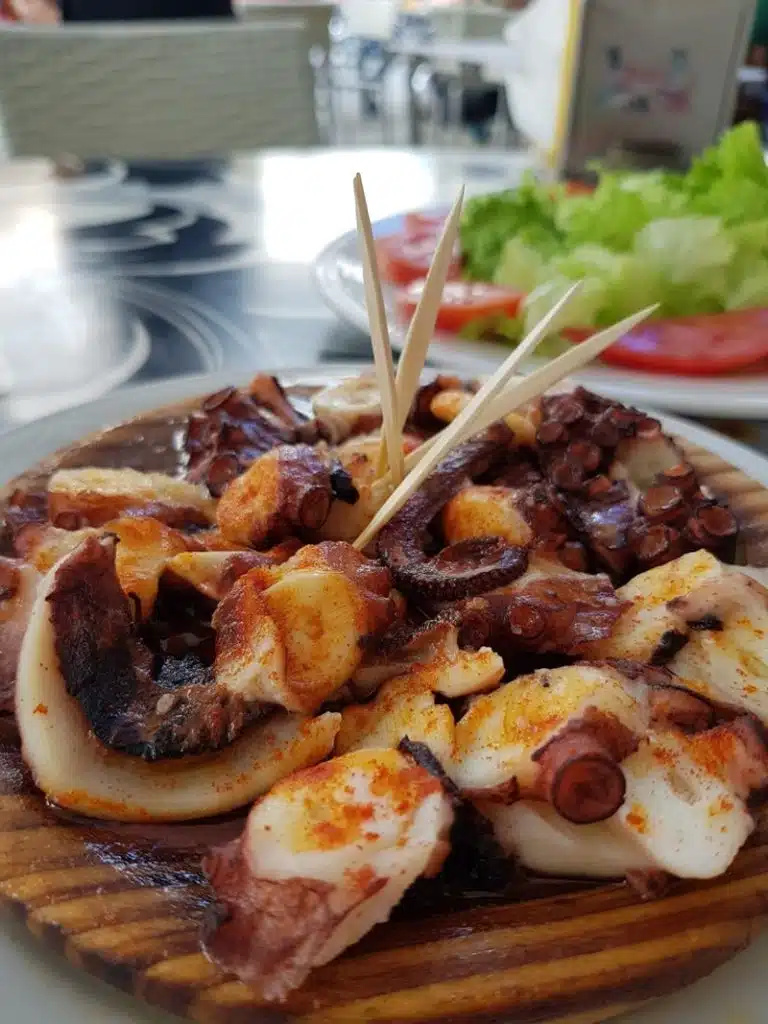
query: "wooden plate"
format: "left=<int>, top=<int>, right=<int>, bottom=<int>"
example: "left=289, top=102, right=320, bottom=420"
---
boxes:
left=2, top=381, right=768, bottom=1024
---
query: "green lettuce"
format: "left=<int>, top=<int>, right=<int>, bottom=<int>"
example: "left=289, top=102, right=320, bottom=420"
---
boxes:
left=457, top=121, right=768, bottom=341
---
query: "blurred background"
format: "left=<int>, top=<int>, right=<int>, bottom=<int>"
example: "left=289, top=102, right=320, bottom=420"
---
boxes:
left=0, top=0, right=763, bottom=433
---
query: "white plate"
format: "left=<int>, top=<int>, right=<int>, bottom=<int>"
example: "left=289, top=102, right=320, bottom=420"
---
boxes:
left=313, top=218, right=768, bottom=420
left=1, top=366, right=767, bottom=1024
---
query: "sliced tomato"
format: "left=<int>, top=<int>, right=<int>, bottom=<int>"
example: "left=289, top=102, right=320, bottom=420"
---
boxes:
left=403, top=211, right=447, bottom=235
left=376, top=231, right=460, bottom=287
left=396, top=279, right=525, bottom=333
left=591, top=309, right=768, bottom=376
left=564, top=180, right=595, bottom=196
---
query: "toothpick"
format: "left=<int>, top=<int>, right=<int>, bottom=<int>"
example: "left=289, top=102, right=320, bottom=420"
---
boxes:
left=354, top=281, right=585, bottom=551
left=354, top=173, right=404, bottom=487
left=375, top=188, right=466, bottom=478
left=402, top=303, right=659, bottom=475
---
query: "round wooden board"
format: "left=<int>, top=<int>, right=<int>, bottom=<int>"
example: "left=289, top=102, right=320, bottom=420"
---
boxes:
left=2, top=387, right=768, bottom=1024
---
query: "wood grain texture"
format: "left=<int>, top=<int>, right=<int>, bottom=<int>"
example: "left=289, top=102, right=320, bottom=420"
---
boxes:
left=1, top=389, right=768, bottom=1024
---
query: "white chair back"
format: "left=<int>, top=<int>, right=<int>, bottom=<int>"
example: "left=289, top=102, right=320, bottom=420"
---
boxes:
left=339, top=0, right=400, bottom=41
left=0, top=20, right=319, bottom=160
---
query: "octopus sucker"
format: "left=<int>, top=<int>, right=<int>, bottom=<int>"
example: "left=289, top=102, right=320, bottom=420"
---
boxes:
left=446, top=555, right=627, bottom=656
left=184, top=377, right=304, bottom=496
left=451, top=664, right=650, bottom=823
left=532, top=713, right=632, bottom=824
left=202, top=748, right=453, bottom=1000
left=486, top=714, right=768, bottom=883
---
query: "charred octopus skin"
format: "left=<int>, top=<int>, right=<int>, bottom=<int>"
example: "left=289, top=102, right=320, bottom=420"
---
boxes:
left=184, top=375, right=315, bottom=497
left=45, top=535, right=263, bottom=761
left=216, top=444, right=333, bottom=548
left=376, top=433, right=529, bottom=601
left=532, top=388, right=739, bottom=577
left=447, top=556, right=627, bottom=657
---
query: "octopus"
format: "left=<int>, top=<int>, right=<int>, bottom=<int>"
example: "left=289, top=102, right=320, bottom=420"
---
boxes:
left=488, top=716, right=768, bottom=882
left=202, top=748, right=453, bottom=1001
left=184, top=375, right=314, bottom=496
left=446, top=554, right=627, bottom=656
left=41, top=536, right=397, bottom=759
left=585, top=550, right=768, bottom=725
left=44, top=535, right=262, bottom=759
left=531, top=388, right=739, bottom=577
left=216, top=444, right=333, bottom=547
left=377, top=432, right=529, bottom=600
left=450, top=663, right=651, bottom=823
left=16, top=541, right=340, bottom=820
left=5, top=369, right=768, bottom=1003
left=46, top=466, right=216, bottom=530
left=319, top=432, right=422, bottom=543
left=0, top=557, right=39, bottom=712
left=212, top=541, right=398, bottom=714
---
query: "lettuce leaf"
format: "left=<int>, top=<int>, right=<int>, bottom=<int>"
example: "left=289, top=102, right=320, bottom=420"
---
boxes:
left=460, top=174, right=561, bottom=281
left=457, top=122, right=768, bottom=331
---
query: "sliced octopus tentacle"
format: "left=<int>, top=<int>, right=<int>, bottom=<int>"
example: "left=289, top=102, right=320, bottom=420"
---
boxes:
left=449, top=561, right=628, bottom=656
left=46, top=535, right=265, bottom=761
left=185, top=376, right=312, bottom=496
left=377, top=433, right=529, bottom=601
left=216, top=444, right=332, bottom=548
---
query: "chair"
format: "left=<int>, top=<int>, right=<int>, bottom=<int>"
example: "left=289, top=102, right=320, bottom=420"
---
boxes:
left=0, top=20, right=319, bottom=160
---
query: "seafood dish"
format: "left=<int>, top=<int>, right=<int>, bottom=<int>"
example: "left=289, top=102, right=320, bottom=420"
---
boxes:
left=2, top=369, right=768, bottom=1005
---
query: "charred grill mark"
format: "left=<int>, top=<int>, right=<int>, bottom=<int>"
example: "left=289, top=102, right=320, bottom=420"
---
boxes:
left=650, top=629, right=689, bottom=666
left=46, top=536, right=262, bottom=761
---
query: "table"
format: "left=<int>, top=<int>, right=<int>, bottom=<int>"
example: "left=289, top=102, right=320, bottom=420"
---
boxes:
left=0, top=147, right=528, bottom=428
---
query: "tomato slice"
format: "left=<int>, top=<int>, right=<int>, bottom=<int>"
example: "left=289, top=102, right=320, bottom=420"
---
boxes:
left=564, top=180, right=595, bottom=196
left=403, top=211, right=447, bottom=236
left=376, top=231, right=460, bottom=287
left=594, top=309, right=768, bottom=376
left=396, top=279, right=525, bottom=334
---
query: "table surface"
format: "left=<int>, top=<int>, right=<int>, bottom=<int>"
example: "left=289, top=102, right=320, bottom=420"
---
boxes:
left=0, top=147, right=531, bottom=428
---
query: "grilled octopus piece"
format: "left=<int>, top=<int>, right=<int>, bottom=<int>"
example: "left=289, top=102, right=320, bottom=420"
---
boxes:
left=534, top=388, right=738, bottom=577
left=185, top=374, right=317, bottom=497
left=449, top=558, right=628, bottom=656
left=601, top=660, right=716, bottom=734
left=376, top=433, right=529, bottom=601
left=0, top=557, right=39, bottom=712
left=216, top=444, right=333, bottom=548
left=532, top=709, right=635, bottom=824
left=46, top=535, right=266, bottom=761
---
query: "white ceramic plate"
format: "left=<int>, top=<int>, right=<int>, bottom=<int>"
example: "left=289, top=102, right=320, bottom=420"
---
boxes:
left=313, top=218, right=768, bottom=420
left=1, top=366, right=767, bottom=1024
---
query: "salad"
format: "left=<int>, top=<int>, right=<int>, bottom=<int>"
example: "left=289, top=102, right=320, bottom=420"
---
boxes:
left=381, top=122, right=768, bottom=376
